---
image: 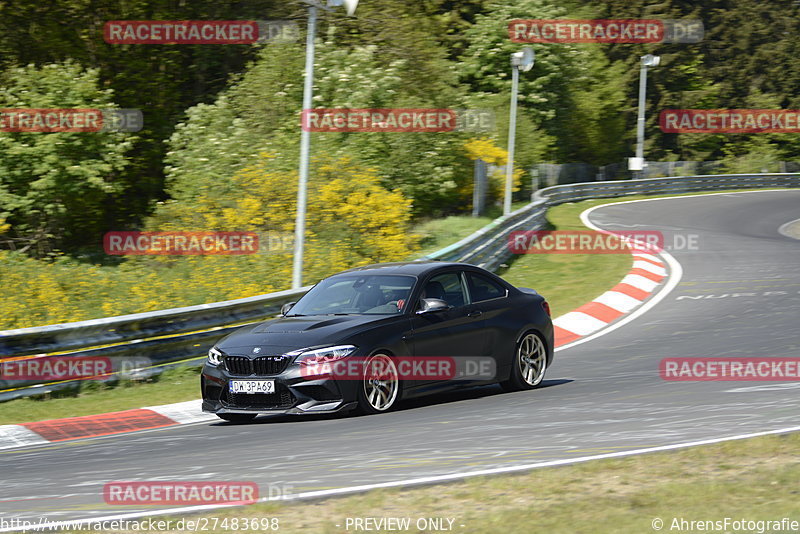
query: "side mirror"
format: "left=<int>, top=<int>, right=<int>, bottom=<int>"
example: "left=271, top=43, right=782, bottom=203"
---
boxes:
left=280, top=301, right=296, bottom=316
left=416, top=298, right=449, bottom=314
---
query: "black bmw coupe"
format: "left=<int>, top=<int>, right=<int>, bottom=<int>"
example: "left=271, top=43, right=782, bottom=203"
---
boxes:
left=202, top=261, right=553, bottom=422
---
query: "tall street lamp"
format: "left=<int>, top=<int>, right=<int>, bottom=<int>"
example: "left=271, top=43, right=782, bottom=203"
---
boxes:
left=631, top=53, right=660, bottom=179
left=292, top=0, right=359, bottom=289
left=504, top=47, right=534, bottom=216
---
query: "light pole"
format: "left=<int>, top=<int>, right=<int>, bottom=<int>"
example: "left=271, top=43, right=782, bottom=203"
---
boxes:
left=292, top=0, right=359, bottom=289
left=632, top=53, right=660, bottom=179
left=504, top=47, right=534, bottom=216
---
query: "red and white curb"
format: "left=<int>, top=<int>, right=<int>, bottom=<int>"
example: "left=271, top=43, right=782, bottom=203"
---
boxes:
left=553, top=252, right=668, bottom=348
left=146, top=399, right=218, bottom=425
left=0, top=400, right=216, bottom=450
left=549, top=197, right=686, bottom=351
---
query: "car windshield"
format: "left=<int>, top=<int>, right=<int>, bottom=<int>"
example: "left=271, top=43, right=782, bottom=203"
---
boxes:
left=286, top=274, right=415, bottom=316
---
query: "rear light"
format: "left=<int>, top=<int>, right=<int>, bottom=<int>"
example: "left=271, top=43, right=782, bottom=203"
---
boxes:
left=541, top=300, right=551, bottom=317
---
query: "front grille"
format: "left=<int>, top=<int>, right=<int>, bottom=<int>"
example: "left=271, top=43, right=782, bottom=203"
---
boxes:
left=225, top=356, right=252, bottom=375
left=224, top=355, right=290, bottom=376
left=253, top=356, right=289, bottom=375
left=222, top=384, right=295, bottom=410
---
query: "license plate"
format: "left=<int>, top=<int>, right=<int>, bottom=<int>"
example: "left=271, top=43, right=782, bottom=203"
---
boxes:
left=229, top=380, right=275, bottom=394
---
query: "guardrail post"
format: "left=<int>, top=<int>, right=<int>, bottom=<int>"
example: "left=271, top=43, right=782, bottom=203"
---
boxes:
left=473, top=158, right=488, bottom=217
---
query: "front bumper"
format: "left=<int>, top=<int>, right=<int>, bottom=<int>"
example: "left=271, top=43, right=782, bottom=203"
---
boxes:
left=201, top=360, right=360, bottom=415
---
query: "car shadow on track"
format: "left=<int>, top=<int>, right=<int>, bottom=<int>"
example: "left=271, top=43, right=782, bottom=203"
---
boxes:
left=210, top=378, right=573, bottom=426
left=395, top=378, right=572, bottom=413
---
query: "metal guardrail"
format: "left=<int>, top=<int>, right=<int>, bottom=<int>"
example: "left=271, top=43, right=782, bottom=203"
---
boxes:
left=0, top=287, right=309, bottom=358
left=1, top=173, right=798, bottom=401
left=0, top=287, right=311, bottom=400
left=533, top=173, right=800, bottom=205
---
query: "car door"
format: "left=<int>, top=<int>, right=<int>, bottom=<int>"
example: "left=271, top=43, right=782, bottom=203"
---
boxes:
left=464, top=270, right=517, bottom=368
left=407, top=270, right=490, bottom=388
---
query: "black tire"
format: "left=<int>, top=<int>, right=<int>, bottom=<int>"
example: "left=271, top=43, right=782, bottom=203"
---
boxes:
left=216, top=413, right=257, bottom=423
left=355, top=353, right=401, bottom=415
left=501, top=332, right=548, bottom=392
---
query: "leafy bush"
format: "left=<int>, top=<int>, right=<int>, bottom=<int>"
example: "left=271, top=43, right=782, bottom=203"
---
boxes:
left=0, top=62, right=134, bottom=255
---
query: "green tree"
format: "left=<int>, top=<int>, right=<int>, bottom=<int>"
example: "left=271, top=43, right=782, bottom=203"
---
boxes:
left=0, top=61, right=133, bottom=255
left=0, top=0, right=293, bottom=238
left=459, top=0, right=628, bottom=166
left=591, top=0, right=800, bottom=164
left=162, top=38, right=477, bottom=217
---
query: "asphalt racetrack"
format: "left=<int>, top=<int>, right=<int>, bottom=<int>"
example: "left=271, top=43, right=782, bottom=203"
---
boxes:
left=2, top=190, right=800, bottom=524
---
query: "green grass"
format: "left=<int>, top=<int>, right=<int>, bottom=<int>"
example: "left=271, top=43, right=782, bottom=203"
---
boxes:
left=411, top=201, right=530, bottom=258
left=75, top=432, right=800, bottom=533
left=498, top=198, right=635, bottom=318
left=412, top=215, right=496, bottom=257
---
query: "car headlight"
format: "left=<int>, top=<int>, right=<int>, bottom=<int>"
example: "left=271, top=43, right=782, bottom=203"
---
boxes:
left=207, top=346, right=224, bottom=366
left=293, top=345, right=357, bottom=366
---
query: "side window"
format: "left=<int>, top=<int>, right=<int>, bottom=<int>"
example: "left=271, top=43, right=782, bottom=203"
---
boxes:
left=467, top=272, right=507, bottom=303
left=421, top=272, right=466, bottom=308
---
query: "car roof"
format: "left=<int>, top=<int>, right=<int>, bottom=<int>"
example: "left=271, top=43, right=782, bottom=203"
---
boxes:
left=335, top=260, right=478, bottom=277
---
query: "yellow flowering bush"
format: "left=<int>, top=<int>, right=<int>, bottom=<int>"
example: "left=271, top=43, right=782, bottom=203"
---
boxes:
left=0, top=154, right=418, bottom=330
left=463, top=137, right=523, bottom=199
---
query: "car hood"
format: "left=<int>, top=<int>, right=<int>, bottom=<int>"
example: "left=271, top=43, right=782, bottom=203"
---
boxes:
left=216, top=314, right=401, bottom=355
